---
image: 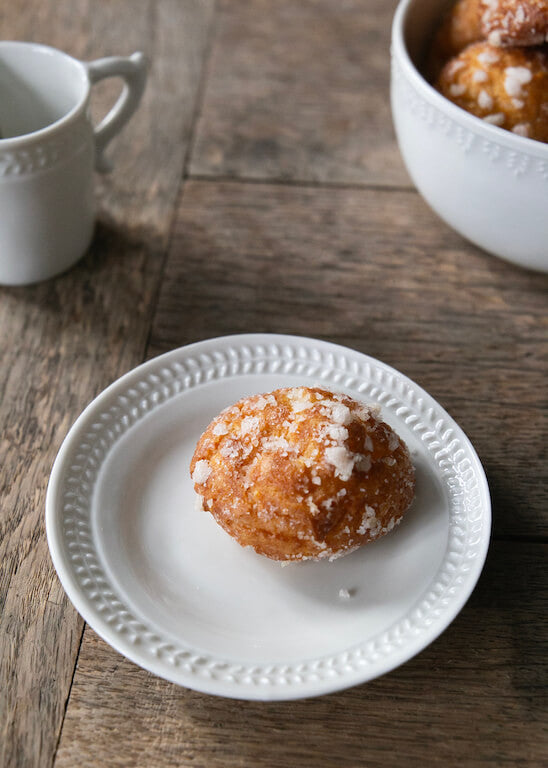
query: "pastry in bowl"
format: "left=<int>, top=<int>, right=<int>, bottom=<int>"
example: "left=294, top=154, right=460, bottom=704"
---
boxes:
left=481, top=0, right=548, bottom=47
left=431, top=0, right=548, bottom=57
left=190, top=387, right=415, bottom=562
left=391, top=0, right=548, bottom=270
left=436, top=41, right=548, bottom=141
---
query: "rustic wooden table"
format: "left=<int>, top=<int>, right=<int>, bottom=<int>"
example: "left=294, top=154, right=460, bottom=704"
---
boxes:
left=1, top=1, right=547, bottom=766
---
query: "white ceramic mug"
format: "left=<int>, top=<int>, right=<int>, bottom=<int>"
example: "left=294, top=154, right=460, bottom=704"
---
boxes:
left=0, top=41, right=148, bottom=285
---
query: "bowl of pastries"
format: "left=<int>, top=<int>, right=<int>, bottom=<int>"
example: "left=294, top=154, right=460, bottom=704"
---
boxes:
left=391, top=0, right=548, bottom=272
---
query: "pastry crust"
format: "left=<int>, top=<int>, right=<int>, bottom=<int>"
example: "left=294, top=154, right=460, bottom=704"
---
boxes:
left=190, top=387, right=415, bottom=562
left=481, top=0, right=548, bottom=47
left=436, top=41, right=548, bottom=141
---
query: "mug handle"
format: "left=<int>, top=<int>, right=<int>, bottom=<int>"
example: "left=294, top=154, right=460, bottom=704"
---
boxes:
left=85, top=52, right=148, bottom=173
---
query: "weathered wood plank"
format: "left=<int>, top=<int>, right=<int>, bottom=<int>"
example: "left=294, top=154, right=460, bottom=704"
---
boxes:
left=0, top=2, right=215, bottom=767
left=54, top=541, right=548, bottom=767
left=147, top=179, right=548, bottom=538
left=190, top=0, right=409, bottom=186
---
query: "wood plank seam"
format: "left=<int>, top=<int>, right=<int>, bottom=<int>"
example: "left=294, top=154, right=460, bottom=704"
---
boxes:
left=51, top=624, right=86, bottom=768
left=182, top=0, right=220, bottom=181
left=187, top=172, right=416, bottom=193
left=143, top=1, right=220, bottom=358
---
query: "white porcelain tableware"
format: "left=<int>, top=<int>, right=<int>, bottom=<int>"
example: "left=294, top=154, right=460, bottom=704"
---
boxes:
left=46, top=334, right=491, bottom=701
left=391, top=0, right=548, bottom=272
left=0, top=41, right=147, bottom=285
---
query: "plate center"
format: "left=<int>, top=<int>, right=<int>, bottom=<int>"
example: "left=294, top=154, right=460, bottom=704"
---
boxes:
left=93, top=378, right=448, bottom=665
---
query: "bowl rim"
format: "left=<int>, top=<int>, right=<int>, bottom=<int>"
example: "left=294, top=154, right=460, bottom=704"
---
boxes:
left=391, top=0, right=548, bottom=158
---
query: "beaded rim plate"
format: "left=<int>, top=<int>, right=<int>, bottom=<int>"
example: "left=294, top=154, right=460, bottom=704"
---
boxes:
left=46, top=334, right=491, bottom=700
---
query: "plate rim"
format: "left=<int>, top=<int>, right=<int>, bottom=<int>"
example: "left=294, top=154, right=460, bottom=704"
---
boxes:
left=46, top=332, right=491, bottom=700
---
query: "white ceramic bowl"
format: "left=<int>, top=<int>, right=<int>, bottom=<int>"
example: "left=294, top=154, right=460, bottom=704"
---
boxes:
left=391, top=0, right=548, bottom=272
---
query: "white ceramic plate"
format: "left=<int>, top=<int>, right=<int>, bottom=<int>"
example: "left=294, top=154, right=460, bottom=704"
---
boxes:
left=46, top=334, right=490, bottom=700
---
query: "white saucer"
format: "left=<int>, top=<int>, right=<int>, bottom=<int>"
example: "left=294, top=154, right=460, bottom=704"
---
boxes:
left=46, top=334, right=491, bottom=700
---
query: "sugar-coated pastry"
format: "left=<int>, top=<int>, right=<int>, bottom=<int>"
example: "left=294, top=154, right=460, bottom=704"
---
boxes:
left=436, top=41, right=548, bottom=141
left=481, top=0, right=548, bottom=47
left=428, top=0, right=484, bottom=79
left=190, top=387, right=415, bottom=562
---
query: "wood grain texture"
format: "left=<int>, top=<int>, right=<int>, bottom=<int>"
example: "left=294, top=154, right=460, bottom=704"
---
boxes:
left=2, top=1, right=546, bottom=766
left=148, top=179, right=548, bottom=539
left=190, top=0, right=410, bottom=186
left=0, top=2, right=215, bottom=767
left=54, top=542, right=548, bottom=768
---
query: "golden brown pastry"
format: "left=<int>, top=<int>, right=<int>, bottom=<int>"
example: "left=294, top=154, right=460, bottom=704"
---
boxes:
left=436, top=41, right=548, bottom=141
left=481, top=0, right=548, bottom=47
left=190, top=387, right=415, bottom=562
